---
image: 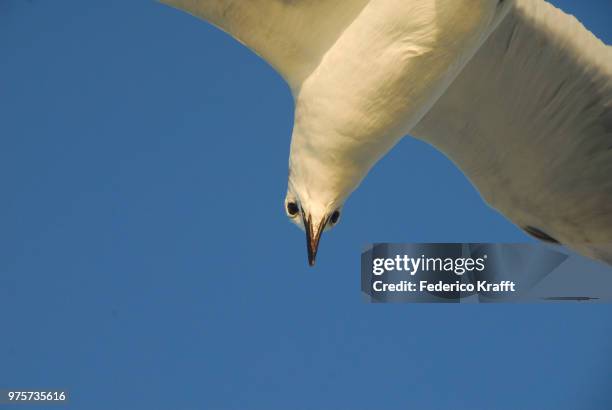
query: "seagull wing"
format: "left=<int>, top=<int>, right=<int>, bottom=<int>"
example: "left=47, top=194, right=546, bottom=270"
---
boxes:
left=160, top=0, right=369, bottom=92
left=413, top=0, right=612, bottom=264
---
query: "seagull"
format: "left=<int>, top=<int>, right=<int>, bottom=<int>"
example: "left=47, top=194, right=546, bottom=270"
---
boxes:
left=160, top=0, right=612, bottom=266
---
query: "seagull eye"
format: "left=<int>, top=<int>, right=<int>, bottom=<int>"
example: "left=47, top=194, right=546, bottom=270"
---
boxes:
left=330, top=210, right=340, bottom=225
left=286, top=201, right=299, bottom=217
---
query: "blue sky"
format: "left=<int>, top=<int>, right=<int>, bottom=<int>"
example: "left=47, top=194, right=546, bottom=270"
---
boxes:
left=1, top=1, right=611, bottom=409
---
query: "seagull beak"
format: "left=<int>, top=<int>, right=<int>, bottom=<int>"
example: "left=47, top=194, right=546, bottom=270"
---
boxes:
left=303, top=213, right=328, bottom=267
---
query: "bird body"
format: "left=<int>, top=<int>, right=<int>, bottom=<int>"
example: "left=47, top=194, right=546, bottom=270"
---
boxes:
left=161, top=0, right=612, bottom=265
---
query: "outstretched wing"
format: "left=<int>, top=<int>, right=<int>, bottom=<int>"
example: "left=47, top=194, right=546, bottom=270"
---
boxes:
left=160, top=0, right=369, bottom=92
left=412, top=0, right=612, bottom=265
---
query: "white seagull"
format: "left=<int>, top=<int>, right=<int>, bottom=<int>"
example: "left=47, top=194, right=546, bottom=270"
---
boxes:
left=161, top=0, right=612, bottom=266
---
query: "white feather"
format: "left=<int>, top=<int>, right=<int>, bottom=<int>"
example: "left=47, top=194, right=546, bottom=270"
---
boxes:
left=159, top=0, right=371, bottom=92
left=413, top=0, right=612, bottom=263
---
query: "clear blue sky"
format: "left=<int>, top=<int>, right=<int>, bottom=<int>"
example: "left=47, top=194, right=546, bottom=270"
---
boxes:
left=1, top=1, right=611, bottom=409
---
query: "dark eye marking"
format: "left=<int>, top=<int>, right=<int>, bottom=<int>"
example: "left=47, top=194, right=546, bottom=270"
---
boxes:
left=286, top=201, right=299, bottom=217
left=330, top=210, right=340, bottom=224
left=523, top=226, right=561, bottom=244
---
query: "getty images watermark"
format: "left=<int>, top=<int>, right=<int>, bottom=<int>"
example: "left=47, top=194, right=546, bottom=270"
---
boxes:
left=361, top=243, right=612, bottom=303
left=372, top=252, right=515, bottom=293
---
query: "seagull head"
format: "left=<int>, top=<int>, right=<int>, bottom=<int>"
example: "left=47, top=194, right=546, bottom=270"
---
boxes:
left=284, top=190, right=343, bottom=267
left=282, top=84, right=380, bottom=267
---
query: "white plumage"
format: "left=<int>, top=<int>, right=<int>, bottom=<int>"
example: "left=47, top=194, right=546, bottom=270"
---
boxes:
left=161, top=0, right=612, bottom=266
